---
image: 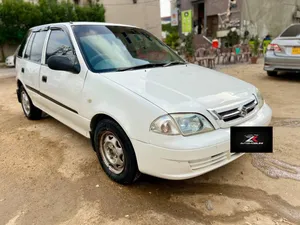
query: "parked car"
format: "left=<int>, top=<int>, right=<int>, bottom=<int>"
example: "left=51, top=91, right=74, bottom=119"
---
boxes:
left=5, top=46, right=20, bottom=67
left=264, top=23, right=300, bottom=76
left=5, top=55, right=14, bottom=67
left=16, top=22, right=272, bottom=184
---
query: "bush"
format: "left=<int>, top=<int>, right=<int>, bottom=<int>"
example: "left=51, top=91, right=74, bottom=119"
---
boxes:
left=226, top=30, right=240, bottom=47
left=250, top=35, right=260, bottom=57
left=183, top=33, right=195, bottom=61
left=0, top=0, right=105, bottom=60
left=165, top=32, right=179, bottom=50
left=162, top=23, right=180, bottom=50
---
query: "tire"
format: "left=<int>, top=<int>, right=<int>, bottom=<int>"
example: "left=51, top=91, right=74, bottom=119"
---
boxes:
left=94, top=119, right=140, bottom=184
left=267, top=71, right=277, bottom=76
left=20, top=86, right=42, bottom=120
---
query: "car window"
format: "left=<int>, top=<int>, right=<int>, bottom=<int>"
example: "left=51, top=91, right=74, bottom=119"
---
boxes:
left=24, top=33, right=35, bottom=59
left=46, top=29, right=74, bottom=63
left=72, top=25, right=183, bottom=73
left=18, top=31, right=31, bottom=58
left=280, top=24, right=300, bottom=37
left=30, top=31, right=47, bottom=63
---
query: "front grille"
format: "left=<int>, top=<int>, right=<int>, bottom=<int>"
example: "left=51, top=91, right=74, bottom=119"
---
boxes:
left=189, top=151, right=241, bottom=171
left=216, top=99, right=257, bottom=122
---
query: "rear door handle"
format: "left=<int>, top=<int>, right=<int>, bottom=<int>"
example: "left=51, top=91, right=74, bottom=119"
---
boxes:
left=42, top=75, right=47, bottom=83
left=21, top=68, right=24, bottom=73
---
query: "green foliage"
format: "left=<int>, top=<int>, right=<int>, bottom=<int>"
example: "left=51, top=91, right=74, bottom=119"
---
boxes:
left=226, top=30, right=240, bottom=47
left=165, top=32, right=179, bottom=50
left=162, top=24, right=179, bottom=50
left=162, top=23, right=178, bottom=34
left=184, top=33, right=195, bottom=57
left=250, top=35, right=260, bottom=56
left=0, top=0, right=105, bottom=59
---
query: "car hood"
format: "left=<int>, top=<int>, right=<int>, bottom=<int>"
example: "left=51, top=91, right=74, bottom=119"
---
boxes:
left=103, top=64, right=255, bottom=112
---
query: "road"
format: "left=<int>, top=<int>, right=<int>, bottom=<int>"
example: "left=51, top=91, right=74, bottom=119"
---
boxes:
left=1, top=63, right=300, bottom=225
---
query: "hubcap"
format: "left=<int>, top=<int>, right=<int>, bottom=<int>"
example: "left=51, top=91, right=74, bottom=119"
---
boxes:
left=21, top=91, right=30, bottom=116
left=99, top=131, right=125, bottom=174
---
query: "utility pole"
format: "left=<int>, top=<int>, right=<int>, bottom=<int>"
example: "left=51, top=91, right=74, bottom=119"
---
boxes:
left=176, top=0, right=182, bottom=38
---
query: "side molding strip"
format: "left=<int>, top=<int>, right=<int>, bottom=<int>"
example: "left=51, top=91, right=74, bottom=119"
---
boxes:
left=25, top=85, right=78, bottom=114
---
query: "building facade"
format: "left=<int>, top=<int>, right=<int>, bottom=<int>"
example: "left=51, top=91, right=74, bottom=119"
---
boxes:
left=98, top=0, right=162, bottom=38
left=175, top=0, right=300, bottom=48
left=175, top=0, right=242, bottom=47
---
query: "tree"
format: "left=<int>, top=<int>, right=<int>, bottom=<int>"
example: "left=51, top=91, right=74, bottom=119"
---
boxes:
left=0, top=0, right=105, bottom=61
left=162, top=23, right=179, bottom=50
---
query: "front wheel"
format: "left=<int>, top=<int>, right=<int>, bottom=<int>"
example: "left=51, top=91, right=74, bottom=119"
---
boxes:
left=93, top=119, right=140, bottom=184
left=20, top=86, right=42, bottom=120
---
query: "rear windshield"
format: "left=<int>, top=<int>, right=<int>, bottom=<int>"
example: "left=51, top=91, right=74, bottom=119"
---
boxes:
left=280, top=24, right=300, bottom=37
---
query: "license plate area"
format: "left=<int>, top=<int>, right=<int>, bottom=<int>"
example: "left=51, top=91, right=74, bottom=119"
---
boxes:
left=292, top=47, right=300, bottom=55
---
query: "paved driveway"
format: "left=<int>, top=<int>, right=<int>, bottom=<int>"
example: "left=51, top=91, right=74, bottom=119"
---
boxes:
left=0, top=68, right=16, bottom=79
left=1, top=64, right=300, bottom=225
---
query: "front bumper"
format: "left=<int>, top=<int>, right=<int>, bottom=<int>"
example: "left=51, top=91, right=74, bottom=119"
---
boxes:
left=132, top=103, right=272, bottom=180
left=264, top=51, right=300, bottom=72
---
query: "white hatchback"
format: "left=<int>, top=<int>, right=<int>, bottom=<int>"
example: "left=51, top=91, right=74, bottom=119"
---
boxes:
left=16, top=22, right=272, bottom=184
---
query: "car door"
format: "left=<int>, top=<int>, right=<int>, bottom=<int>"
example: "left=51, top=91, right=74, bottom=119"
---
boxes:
left=21, top=30, right=47, bottom=105
left=39, top=26, right=89, bottom=136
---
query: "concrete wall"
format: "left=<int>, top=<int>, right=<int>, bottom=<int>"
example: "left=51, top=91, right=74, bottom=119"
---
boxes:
left=180, top=0, right=193, bottom=11
left=100, top=0, right=162, bottom=38
left=241, top=0, right=300, bottom=39
left=206, top=0, right=242, bottom=16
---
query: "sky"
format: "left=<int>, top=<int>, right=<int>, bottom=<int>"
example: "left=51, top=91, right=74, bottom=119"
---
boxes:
left=160, top=0, right=171, bottom=17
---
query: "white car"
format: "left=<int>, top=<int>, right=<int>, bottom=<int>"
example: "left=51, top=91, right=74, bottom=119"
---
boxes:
left=5, top=55, right=15, bottom=67
left=16, top=22, right=272, bottom=184
left=5, top=46, right=19, bottom=67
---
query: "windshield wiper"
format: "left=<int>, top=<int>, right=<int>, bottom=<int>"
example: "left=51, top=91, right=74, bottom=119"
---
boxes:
left=117, top=63, right=165, bottom=72
left=163, top=61, right=187, bottom=67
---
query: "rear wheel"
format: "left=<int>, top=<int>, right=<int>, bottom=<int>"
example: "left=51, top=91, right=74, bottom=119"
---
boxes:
left=20, top=86, right=42, bottom=120
left=93, top=119, right=140, bottom=184
left=267, top=71, right=278, bottom=76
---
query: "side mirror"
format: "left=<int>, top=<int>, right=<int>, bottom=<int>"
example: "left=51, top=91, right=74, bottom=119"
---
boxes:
left=47, top=55, right=80, bottom=74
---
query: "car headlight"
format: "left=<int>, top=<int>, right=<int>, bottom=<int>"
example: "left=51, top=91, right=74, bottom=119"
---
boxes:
left=150, top=113, right=214, bottom=136
left=255, top=88, right=264, bottom=109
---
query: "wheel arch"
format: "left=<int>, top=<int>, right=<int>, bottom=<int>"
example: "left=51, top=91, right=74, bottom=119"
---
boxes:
left=89, top=113, right=131, bottom=151
left=16, top=79, right=24, bottom=103
left=17, top=79, right=23, bottom=88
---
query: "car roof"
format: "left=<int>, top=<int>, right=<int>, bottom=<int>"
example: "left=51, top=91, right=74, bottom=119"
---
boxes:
left=30, top=22, right=138, bottom=31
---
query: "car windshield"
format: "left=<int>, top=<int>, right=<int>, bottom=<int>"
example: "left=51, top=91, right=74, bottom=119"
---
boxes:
left=72, top=25, right=185, bottom=73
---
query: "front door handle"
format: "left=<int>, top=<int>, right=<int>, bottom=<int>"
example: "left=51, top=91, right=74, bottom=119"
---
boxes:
left=21, top=68, right=24, bottom=73
left=42, top=75, right=47, bottom=83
